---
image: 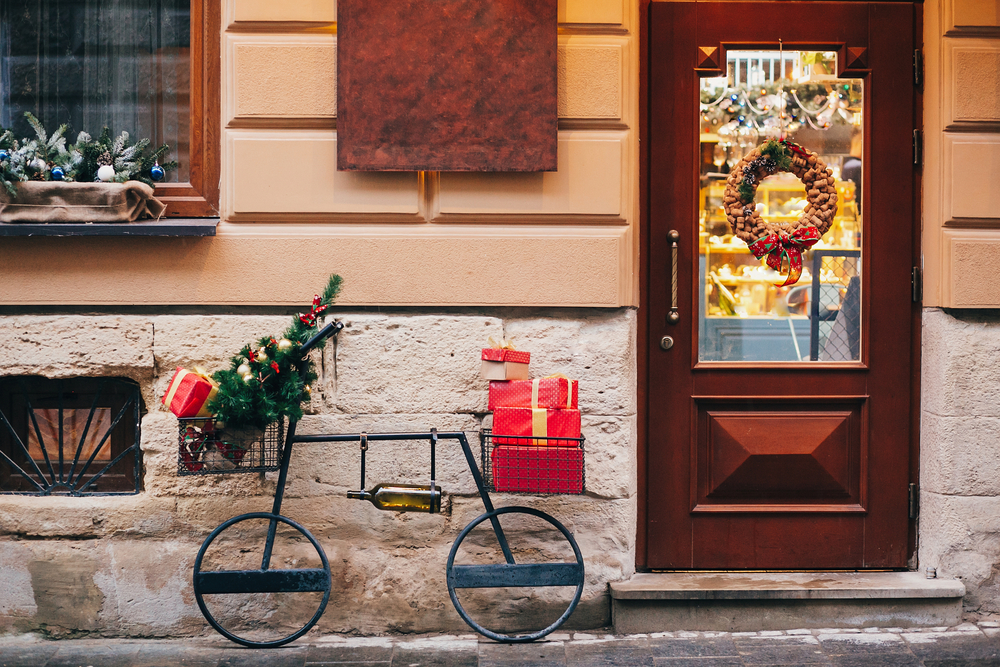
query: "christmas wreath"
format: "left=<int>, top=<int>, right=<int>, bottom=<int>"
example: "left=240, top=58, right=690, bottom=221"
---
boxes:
left=208, top=274, right=342, bottom=432
left=723, top=139, right=838, bottom=286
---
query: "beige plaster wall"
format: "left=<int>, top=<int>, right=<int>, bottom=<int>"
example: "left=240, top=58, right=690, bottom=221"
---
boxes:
left=923, top=0, right=1000, bottom=307
left=0, top=311, right=637, bottom=636
left=0, top=0, right=638, bottom=308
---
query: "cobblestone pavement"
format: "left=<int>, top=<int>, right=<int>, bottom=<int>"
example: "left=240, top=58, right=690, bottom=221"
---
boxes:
left=3, top=622, right=1000, bottom=667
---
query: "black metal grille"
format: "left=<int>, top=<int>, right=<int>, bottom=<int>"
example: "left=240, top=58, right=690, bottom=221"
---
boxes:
left=0, top=377, right=142, bottom=495
left=810, top=251, right=862, bottom=362
left=178, top=418, right=284, bottom=476
left=480, top=429, right=585, bottom=495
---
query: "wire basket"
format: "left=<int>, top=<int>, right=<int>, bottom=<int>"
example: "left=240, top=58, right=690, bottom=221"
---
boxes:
left=177, top=417, right=284, bottom=476
left=480, top=428, right=585, bottom=495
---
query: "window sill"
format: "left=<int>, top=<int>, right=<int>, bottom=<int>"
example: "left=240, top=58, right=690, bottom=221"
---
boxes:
left=0, top=218, right=219, bottom=237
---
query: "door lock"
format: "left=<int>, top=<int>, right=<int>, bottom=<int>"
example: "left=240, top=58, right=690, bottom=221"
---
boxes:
left=660, top=335, right=674, bottom=351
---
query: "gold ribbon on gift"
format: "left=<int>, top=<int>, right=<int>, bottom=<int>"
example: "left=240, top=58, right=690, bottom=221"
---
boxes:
left=531, top=374, right=573, bottom=409
left=531, top=407, right=548, bottom=444
left=487, top=336, right=517, bottom=350
left=163, top=367, right=219, bottom=418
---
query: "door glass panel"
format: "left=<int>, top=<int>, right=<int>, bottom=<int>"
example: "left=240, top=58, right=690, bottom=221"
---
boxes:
left=698, top=50, right=862, bottom=363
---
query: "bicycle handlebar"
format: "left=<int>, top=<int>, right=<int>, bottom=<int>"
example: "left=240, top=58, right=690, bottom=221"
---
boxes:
left=300, top=320, right=344, bottom=357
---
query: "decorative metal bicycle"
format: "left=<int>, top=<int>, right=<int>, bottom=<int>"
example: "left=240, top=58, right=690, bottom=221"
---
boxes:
left=181, top=322, right=586, bottom=647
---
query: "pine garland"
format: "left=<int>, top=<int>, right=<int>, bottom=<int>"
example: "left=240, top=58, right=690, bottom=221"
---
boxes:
left=0, top=112, right=177, bottom=196
left=736, top=139, right=791, bottom=204
left=209, top=275, right=343, bottom=432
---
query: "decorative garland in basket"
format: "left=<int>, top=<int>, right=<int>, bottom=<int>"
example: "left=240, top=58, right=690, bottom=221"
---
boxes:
left=723, top=139, right=839, bottom=286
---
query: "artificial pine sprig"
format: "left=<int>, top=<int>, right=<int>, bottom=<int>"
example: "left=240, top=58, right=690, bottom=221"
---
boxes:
left=736, top=140, right=791, bottom=204
left=0, top=113, right=177, bottom=196
left=209, top=275, right=343, bottom=431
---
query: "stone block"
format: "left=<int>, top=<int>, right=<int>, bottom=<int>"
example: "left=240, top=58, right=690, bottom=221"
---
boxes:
left=332, top=314, right=503, bottom=414
left=141, top=413, right=267, bottom=498
left=919, top=491, right=1000, bottom=612
left=95, top=540, right=204, bottom=636
left=923, top=309, right=1000, bottom=418
left=0, top=315, right=154, bottom=384
left=921, top=413, right=1000, bottom=495
left=581, top=414, right=636, bottom=499
left=0, top=541, right=37, bottom=623
left=0, top=495, right=178, bottom=539
left=151, top=315, right=290, bottom=405
left=503, top=309, right=636, bottom=416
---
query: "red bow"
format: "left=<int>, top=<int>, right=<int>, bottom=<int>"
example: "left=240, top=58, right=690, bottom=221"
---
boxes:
left=780, top=140, right=809, bottom=158
left=748, top=226, right=821, bottom=286
left=298, top=294, right=328, bottom=327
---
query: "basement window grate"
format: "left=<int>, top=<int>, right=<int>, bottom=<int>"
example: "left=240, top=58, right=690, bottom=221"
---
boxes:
left=0, top=377, right=143, bottom=495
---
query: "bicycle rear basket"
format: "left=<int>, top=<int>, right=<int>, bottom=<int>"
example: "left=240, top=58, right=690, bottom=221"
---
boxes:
left=481, top=428, right=585, bottom=495
left=177, top=417, right=284, bottom=475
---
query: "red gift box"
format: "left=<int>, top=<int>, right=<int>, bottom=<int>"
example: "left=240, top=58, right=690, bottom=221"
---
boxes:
left=481, top=348, right=530, bottom=364
left=162, top=367, right=218, bottom=418
left=491, top=445, right=583, bottom=494
left=489, top=378, right=578, bottom=411
left=492, top=406, right=581, bottom=446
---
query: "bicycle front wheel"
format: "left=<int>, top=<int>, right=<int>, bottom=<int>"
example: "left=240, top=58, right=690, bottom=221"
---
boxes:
left=193, top=512, right=331, bottom=648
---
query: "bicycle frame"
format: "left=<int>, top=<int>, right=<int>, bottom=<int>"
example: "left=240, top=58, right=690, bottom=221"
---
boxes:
left=192, top=320, right=584, bottom=646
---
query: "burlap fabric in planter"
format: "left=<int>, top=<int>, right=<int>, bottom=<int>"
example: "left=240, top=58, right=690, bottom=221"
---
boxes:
left=0, top=181, right=166, bottom=223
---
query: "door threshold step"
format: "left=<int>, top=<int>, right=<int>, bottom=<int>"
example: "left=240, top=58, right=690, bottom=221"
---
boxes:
left=610, top=572, right=965, bottom=633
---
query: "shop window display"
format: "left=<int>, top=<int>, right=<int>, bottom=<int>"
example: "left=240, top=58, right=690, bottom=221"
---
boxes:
left=698, top=50, right=863, bottom=362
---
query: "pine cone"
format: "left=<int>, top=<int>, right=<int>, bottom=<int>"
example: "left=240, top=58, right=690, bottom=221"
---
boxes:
left=97, top=150, right=112, bottom=166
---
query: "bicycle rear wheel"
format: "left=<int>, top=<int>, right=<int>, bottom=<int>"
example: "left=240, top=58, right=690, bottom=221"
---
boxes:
left=193, top=512, right=331, bottom=648
left=446, top=506, right=585, bottom=642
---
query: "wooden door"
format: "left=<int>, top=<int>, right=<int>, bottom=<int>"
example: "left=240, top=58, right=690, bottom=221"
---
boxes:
left=644, top=1, right=918, bottom=569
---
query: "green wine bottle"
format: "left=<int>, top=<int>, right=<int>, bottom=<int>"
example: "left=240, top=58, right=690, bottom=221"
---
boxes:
left=348, top=483, right=442, bottom=513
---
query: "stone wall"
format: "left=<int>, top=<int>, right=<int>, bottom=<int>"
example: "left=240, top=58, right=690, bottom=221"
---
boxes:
left=0, top=308, right=636, bottom=637
left=920, top=308, right=1000, bottom=615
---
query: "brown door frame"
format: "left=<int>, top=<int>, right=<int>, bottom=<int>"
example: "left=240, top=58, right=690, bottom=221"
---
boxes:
left=636, top=0, right=922, bottom=570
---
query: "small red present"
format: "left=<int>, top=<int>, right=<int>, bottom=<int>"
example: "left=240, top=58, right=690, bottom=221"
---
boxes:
left=480, top=347, right=530, bottom=381
left=491, top=445, right=583, bottom=494
left=481, top=347, right=530, bottom=364
left=489, top=377, right=578, bottom=411
left=162, top=367, right=218, bottom=418
left=492, top=406, right=581, bottom=446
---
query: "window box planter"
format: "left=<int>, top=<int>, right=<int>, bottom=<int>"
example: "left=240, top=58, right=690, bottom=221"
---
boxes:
left=0, top=181, right=165, bottom=223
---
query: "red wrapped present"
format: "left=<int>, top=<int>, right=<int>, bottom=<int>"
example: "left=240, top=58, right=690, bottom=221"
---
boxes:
left=162, top=367, right=218, bottom=418
left=491, top=445, right=583, bottom=494
left=481, top=347, right=530, bottom=381
left=489, top=377, right=578, bottom=410
left=492, top=406, right=581, bottom=446
left=481, top=347, right=530, bottom=364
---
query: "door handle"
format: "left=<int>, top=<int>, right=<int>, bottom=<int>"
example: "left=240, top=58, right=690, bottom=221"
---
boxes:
left=667, top=230, right=680, bottom=324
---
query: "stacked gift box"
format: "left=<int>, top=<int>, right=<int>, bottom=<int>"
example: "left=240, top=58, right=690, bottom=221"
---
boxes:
left=164, top=367, right=263, bottom=473
left=481, top=346, right=584, bottom=494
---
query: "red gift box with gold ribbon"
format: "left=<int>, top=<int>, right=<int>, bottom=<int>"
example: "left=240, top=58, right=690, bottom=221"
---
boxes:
left=492, top=406, right=581, bottom=446
left=162, top=367, right=218, bottom=418
left=481, top=348, right=530, bottom=364
left=488, top=377, right=578, bottom=411
left=491, top=444, right=583, bottom=494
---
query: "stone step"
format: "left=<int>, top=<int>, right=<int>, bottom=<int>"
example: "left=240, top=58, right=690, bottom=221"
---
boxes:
left=610, top=571, right=966, bottom=633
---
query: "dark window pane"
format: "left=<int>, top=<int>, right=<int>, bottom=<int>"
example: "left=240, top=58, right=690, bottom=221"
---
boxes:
left=0, top=0, right=190, bottom=181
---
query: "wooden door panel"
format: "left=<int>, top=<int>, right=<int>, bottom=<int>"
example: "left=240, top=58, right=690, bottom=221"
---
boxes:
left=692, top=515, right=865, bottom=569
left=644, top=1, right=917, bottom=569
left=695, top=401, right=865, bottom=511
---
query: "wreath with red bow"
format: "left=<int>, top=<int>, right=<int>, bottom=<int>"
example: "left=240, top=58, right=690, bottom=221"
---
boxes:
left=723, top=139, right=839, bottom=286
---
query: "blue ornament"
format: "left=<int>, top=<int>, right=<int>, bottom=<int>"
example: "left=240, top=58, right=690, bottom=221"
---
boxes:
left=50, top=166, right=64, bottom=181
left=150, top=163, right=165, bottom=182
left=0, top=150, right=8, bottom=162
